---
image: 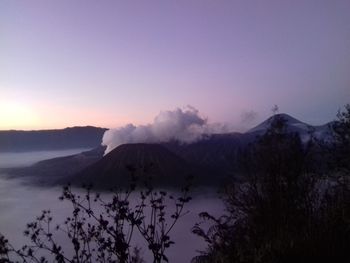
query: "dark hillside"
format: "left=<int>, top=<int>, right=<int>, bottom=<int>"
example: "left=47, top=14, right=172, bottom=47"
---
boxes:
left=0, top=126, right=107, bottom=152
left=1, top=146, right=105, bottom=185
left=72, top=143, right=196, bottom=188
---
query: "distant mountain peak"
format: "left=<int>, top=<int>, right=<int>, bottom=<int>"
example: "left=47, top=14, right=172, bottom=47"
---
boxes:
left=245, top=113, right=333, bottom=143
left=247, top=113, right=310, bottom=134
left=270, top=113, right=303, bottom=122
left=73, top=143, right=193, bottom=188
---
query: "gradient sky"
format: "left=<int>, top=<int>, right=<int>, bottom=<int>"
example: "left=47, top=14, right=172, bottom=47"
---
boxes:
left=1, top=0, right=349, bottom=130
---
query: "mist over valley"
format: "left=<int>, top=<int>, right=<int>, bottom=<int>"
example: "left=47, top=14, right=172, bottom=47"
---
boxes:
left=0, top=106, right=348, bottom=262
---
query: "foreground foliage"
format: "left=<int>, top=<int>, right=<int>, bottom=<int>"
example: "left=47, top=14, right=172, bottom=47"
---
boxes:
left=192, top=106, right=350, bottom=263
left=0, top=175, right=192, bottom=263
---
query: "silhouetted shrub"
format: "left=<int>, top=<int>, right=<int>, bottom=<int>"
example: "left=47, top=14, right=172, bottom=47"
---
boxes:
left=192, top=111, right=350, bottom=263
left=0, top=173, right=192, bottom=263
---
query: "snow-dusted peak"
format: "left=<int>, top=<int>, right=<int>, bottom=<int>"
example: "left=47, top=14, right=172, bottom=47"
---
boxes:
left=246, top=113, right=332, bottom=142
left=248, top=113, right=310, bottom=134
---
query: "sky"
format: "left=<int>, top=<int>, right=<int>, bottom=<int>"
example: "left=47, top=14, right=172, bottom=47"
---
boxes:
left=1, top=0, right=349, bottom=130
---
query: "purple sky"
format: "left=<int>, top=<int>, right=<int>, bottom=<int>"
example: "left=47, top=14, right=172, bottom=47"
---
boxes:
left=1, top=0, right=349, bottom=130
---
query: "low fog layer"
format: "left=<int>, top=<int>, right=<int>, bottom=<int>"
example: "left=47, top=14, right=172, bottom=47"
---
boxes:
left=0, top=148, right=91, bottom=168
left=102, top=107, right=227, bottom=154
left=0, top=150, right=223, bottom=262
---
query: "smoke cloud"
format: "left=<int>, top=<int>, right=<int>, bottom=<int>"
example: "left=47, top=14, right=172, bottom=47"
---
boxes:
left=102, top=107, right=223, bottom=154
left=240, top=110, right=258, bottom=124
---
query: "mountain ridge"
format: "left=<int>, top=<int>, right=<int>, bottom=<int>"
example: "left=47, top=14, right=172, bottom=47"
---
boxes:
left=0, top=126, right=107, bottom=152
left=1, top=113, right=334, bottom=188
left=70, top=143, right=195, bottom=188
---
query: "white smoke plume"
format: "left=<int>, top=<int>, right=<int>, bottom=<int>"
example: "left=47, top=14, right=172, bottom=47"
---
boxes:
left=102, top=107, right=224, bottom=154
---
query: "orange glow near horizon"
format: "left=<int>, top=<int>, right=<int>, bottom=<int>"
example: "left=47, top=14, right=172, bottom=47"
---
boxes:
left=0, top=100, right=143, bottom=130
left=0, top=101, right=41, bottom=130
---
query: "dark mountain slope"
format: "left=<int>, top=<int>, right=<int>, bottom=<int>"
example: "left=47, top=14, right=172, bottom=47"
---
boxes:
left=1, top=146, right=105, bottom=185
left=163, top=133, right=252, bottom=177
left=71, top=144, right=196, bottom=188
left=0, top=126, right=107, bottom=152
